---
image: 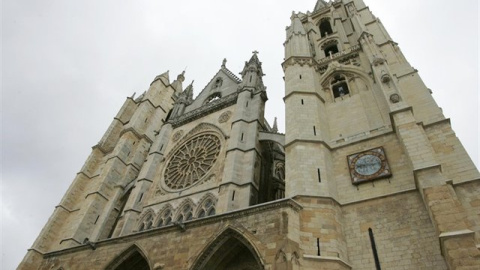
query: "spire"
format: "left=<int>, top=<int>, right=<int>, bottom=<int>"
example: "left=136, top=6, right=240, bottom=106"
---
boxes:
left=176, top=80, right=194, bottom=105
left=150, top=70, right=170, bottom=86
left=314, top=0, right=328, bottom=11
left=285, top=13, right=311, bottom=58
left=272, top=117, right=278, bottom=133
left=288, top=13, right=307, bottom=36
left=185, top=80, right=194, bottom=103
left=239, top=51, right=265, bottom=91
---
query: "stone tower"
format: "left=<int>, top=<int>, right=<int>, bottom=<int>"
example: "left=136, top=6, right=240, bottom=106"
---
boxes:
left=283, top=0, right=480, bottom=269
left=19, top=0, right=479, bottom=269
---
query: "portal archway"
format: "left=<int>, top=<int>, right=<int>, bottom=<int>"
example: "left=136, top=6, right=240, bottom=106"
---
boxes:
left=191, top=228, right=264, bottom=270
left=105, top=245, right=151, bottom=270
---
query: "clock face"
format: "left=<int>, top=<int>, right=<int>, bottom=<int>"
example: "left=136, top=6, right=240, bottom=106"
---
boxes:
left=347, top=147, right=391, bottom=185
left=354, top=154, right=382, bottom=175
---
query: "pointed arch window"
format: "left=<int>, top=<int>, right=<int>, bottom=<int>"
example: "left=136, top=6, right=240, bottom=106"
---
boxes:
left=319, top=19, right=333, bottom=38
left=331, top=75, right=350, bottom=98
left=138, top=213, right=154, bottom=232
left=176, top=203, right=194, bottom=222
left=197, top=198, right=216, bottom=218
left=155, top=208, right=173, bottom=228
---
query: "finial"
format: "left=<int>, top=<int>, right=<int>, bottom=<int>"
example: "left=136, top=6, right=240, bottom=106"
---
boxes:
left=272, top=117, right=278, bottom=133
left=222, top=58, right=227, bottom=68
left=177, top=70, right=186, bottom=82
left=252, top=50, right=259, bottom=55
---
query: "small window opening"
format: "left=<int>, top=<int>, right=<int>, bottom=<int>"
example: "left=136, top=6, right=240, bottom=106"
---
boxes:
left=213, top=78, right=223, bottom=88
left=369, top=228, right=382, bottom=270
left=94, top=215, right=100, bottom=225
left=301, top=99, right=304, bottom=105
left=317, top=238, right=321, bottom=256
left=160, top=144, right=163, bottom=151
left=138, top=193, right=144, bottom=202
left=144, top=117, right=148, bottom=123
left=313, top=126, right=317, bottom=136
left=241, top=133, right=244, bottom=141
left=320, top=20, right=333, bottom=38
left=232, top=191, right=236, bottom=201
left=317, top=168, right=321, bottom=182
left=165, top=109, right=173, bottom=121
left=249, top=75, right=252, bottom=82
left=299, top=75, right=302, bottom=79
left=246, top=101, right=249, bottom=107
left=331, top=75, right=350, bottom=98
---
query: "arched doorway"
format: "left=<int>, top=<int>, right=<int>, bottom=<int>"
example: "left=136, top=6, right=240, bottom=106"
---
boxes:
left=105, top=245, right=150, bottom=270
left=191, top=229, right=264, bottom=270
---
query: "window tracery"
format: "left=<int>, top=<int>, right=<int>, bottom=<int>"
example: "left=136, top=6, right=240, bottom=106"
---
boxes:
left=205, top=92, right=222, bottom=104
left=138, top=213, right=154, bottom=232
left=155, top=208, right=173, bottom=228
left=164, top=133, right=221, bottom=190
left=197, top=198, right=216, bottom=218
left=176, top=203, right=194, bottom=222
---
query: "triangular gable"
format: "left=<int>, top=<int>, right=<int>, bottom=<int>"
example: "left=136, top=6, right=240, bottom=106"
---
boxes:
left=185, top=66, right=242, bottom=112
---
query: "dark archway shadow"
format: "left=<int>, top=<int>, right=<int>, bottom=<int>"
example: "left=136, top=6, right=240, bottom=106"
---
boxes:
left=105, top=244, right=151, bottom=270
left=191, top=228, right=264, bottom=270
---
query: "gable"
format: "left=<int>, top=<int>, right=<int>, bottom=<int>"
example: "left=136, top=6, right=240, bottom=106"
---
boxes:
left=185, top=68, right=241, bottom=112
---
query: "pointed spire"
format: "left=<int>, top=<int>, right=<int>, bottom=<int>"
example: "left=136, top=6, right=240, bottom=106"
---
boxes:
left=314, top=0, right=328, bottom=11
left=239, top=51, right=265, bottom=91
left=185, top=80, right=194, bottom=103
left=151, top=70, right=170, bottom=86
left=285, top=13, right=311, bottom=58
left=177, top=70, right=186, bottom=83
left=272, top=117, right=278, bottom=133
left=289, top=12, right=307, bottom=36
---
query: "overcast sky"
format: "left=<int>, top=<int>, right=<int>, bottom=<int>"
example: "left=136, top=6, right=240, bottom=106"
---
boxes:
left=2, top=0, right=479, bottom=269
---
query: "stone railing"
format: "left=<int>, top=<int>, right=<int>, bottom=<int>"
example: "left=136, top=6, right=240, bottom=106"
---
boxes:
left=318, top=44, right=361, bottom=65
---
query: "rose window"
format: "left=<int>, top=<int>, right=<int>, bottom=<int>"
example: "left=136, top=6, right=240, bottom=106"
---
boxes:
left=164, top=134, right=221, bottom=190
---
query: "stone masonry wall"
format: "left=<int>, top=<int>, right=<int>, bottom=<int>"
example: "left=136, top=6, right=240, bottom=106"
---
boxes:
left=343, top=191, right=448, bottom=270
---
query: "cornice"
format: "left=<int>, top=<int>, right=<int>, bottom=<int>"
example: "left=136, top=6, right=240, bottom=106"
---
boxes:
left=42, top=198, right=302, bottom=258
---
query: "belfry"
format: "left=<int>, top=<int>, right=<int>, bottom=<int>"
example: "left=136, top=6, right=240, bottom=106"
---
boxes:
left=19, top=1, right=479, bottom=269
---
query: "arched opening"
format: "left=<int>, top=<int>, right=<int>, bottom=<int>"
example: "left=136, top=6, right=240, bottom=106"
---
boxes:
left=205, top=92, right=221, bottom=104
left=197, top=197, right=216, bottom=218
left=324, top=43, right=339, bottom=57
left=105, top=245, right=151, bottom=270
left=331, top=74, right=350, bottom=98
left=191, top=229, right=264, bottom=270
left=319, top=19, right=333, bottom=38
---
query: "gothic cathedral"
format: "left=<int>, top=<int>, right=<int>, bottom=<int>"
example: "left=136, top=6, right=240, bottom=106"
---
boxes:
left=19, top=1, right=480, bottom=269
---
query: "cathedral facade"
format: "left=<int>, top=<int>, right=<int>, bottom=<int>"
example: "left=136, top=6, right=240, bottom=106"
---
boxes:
left=19, top=1, right=480, bottom=269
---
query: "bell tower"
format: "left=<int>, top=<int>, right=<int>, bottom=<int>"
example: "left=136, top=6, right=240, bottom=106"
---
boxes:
left=283, top=0, right=480, bottom=269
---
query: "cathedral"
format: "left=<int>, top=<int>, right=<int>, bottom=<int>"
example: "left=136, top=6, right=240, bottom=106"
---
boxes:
left=19, top=0, right=480, bottom=269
